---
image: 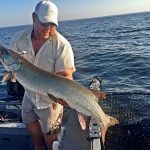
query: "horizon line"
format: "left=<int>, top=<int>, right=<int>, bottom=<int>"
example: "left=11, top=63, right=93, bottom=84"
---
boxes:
left=0, top=10, right=149, bottom=29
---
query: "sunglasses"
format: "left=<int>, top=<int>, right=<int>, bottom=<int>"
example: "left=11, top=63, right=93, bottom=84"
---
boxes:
left=39, top=21, right=57, bottom=28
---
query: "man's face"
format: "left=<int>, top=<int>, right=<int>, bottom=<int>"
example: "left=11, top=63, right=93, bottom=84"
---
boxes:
left=33, top=14, right=56, bottom=40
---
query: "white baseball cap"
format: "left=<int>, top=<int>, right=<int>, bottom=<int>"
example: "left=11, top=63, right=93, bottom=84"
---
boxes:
left=35, top=0, right=58, bottom=26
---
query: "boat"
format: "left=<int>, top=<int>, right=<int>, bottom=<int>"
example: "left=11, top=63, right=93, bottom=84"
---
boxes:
left=0, top=76, right=149, bottom=150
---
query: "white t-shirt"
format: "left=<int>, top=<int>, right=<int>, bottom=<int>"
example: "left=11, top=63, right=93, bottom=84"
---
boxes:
left=9, top=27, right=75, bottom=109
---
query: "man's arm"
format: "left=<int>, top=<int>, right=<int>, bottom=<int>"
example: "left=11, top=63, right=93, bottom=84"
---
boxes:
left=56, top=68, right=74, bottom=80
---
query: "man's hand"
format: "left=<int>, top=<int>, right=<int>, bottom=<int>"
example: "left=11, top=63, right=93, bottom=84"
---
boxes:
left=89, top=89, right=107, bottom=101
left=56, top=98, right=69, bottom=107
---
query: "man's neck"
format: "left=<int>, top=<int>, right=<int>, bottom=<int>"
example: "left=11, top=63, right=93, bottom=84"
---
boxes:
left=31, top=30, right=46, bottom=55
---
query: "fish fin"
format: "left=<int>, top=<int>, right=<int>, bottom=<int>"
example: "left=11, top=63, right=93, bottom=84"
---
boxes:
left=10, top=74, right=17, bottom=83
left=105, top=115, right=119, bottom=128
left=56, top=98, right=69, bottom=107
left=89, top=89, right=107, bottom=101
left=1, top=71, right=12, bottom=84
left=47, top=93, right=58, bottom=102
left=77, top=112, right=87, bottom=130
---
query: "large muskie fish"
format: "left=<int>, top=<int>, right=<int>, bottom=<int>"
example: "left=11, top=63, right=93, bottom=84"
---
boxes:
left=0, top=44, right=118, bottom=129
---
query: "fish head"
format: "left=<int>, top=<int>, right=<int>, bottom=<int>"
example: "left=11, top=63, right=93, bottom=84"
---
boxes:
left=0, top=43, right=22, bottom=72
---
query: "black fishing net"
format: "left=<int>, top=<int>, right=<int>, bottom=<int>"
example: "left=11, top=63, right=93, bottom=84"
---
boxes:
left=89, top=76, right=150, bottom=150
left=100, top=93, right=150, bottom=150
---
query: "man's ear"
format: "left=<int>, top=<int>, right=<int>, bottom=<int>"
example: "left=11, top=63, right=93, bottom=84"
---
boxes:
left=32, top=12, right=36, bottom=22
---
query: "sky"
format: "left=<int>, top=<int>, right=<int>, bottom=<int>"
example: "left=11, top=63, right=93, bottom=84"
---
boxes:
left=0, top=0, right=150, bottom=27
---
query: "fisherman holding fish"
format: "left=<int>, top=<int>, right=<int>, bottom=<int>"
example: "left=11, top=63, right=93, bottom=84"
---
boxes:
left=0, top=0, right=119, bottom=150
left=8, top=1, right=76, bottom=150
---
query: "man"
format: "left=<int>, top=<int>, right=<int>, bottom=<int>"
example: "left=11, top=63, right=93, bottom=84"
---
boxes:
left=9, top=1, right=75, bottom=149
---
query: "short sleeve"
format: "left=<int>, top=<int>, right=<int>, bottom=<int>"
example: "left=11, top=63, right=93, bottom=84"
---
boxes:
left=55, top=42, right=76, bottom=73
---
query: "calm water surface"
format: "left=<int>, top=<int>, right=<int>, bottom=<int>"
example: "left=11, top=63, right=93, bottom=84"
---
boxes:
left=0, top=12, right=150, bottom=93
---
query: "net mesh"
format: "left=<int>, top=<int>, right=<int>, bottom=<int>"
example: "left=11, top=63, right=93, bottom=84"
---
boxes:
left=100, top=93, right=150, bottom=150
